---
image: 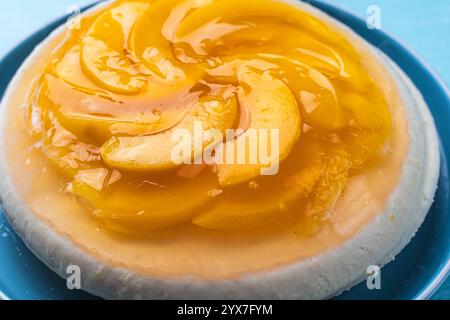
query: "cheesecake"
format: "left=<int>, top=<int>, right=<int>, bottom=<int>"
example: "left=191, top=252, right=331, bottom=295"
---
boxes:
left=0, top=0, right=440, bottom=299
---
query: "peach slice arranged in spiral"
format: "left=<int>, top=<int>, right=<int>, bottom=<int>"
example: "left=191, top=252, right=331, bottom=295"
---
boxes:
left=194, top=135, right=323, bottom=230
left=175, top=0, right=346, bottom=47
left=48, top=40, right=201, bottom=144
left=216, top=65, right=302, bottom=186
left=100, top=95, right=238, bottom=171
left=42, top=67, right=199, bottom=145
left=40, top=116, right=102, bottom=177
left=80, top=1, right=150, bottom=94
left=71, top=169, right=218, bottom=231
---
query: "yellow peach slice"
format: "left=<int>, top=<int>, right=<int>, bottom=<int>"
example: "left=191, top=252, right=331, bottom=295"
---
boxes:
left=209, top=54, right=347, bottom=132
left=234, top=54, right=346, bottom=131
left=305, top=150, right=351, bottom=218
left=193, top=164, right=323, bottom=230
left=101, top=95, right=238, bottom=171
left=55, top=45, right=106, bottom=94
left=346, top=131, right=387, bottom=169
left=216, top=67, right=301, bottom=186
left=180, top=19, right=347, bottom=80
left=45, top=50, right=200, bottom=145
left=40, top=117, right=102, bottom=177
left=80, top=2, right=150, bottom=94
left=72, top=170, right=218, bottom=231
left=340, top=91, right=391, bottom=130
left=296, top=69, right=347, bottom=131
left=175, top=0, right=345, bottom=47
left=193, top=136, right=324, bottom=230
left=40, top=73, right=170, bottom=145
left=130, top=0, right=208, bottom=80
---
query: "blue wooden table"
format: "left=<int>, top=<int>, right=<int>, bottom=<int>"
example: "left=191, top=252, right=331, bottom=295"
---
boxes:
left=0, top=0, right=449, bottom=300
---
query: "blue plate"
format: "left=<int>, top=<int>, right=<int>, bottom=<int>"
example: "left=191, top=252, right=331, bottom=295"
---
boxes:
left=0, top=0, right=449, bottom=300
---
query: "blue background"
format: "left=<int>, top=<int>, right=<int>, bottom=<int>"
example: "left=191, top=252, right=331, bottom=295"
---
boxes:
left=0, top=0, right=448, bottom=300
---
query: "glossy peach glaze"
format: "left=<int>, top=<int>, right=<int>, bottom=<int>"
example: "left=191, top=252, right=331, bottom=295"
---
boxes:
left=3, top=0, right=409, bottom=277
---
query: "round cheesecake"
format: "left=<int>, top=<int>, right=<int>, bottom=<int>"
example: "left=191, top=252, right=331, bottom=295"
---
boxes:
left=0, top=0, right=440, bottom=299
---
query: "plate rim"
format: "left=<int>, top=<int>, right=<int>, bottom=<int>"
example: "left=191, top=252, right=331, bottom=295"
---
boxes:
left=0, top=0, right=449, bottom=300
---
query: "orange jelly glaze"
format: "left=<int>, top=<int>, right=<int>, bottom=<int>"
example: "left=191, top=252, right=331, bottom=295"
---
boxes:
left=3, top=0, right=409, bottom=278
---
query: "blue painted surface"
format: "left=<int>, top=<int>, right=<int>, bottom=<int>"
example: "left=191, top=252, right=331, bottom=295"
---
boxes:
left=0, top=0, right=449, bottom=300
